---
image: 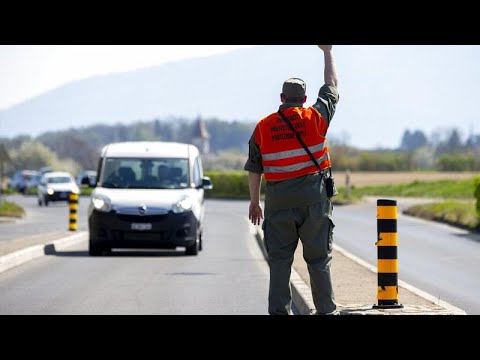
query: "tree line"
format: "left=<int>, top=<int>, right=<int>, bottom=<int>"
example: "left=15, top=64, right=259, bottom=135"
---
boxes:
left=1, top=119, right=480, bottom=176
left=330, top=128, right=480, bottom=171
left=0, top=118, right=256, bottom=176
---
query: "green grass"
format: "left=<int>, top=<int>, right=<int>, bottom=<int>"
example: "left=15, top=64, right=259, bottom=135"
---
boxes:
left=331, top=190, right=362, bottom=205
left=404, top=201, right=479, bottom=230
left=80, top=187, right=93, bottom=196
left=26, top=187, right=37, bottom=196
left=0, top=200, right=25, bottom=218
left=344, top=179, right=476, bottom=199
left=1, top=188, right=16, bottom=195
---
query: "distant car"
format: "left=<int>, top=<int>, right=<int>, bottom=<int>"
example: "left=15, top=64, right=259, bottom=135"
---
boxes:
left=39, top=166, right=54, bottom=176
left=28, top=174, right=42, bottom=190
left=9, top=170, right=39, bottom=194
left=37, top=171, right=79, bottom=206
left=76, top=170, right=97, bottom=187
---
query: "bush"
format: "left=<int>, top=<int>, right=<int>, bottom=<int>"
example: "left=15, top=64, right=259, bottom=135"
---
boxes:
left=205, top=171, right=266, bottom=199
left=475, top=177, right=480, bottom=219
left=436, top=154, right=476, bottom=171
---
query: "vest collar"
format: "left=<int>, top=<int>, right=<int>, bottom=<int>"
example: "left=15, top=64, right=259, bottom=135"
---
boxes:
left=279, top=102, right=304, bottom=111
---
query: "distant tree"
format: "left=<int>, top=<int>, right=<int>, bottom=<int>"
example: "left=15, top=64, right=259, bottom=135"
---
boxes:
left=10, top=141, right=58, bottom=171
left=399, top=129, right=428, bottom=151
left=432, top=127, right=464, bottom=155
left=465, top=134, right=480, bottom=149
left=39, top=133, right=99, bottom=170
left=446, top=129, right=463, bottom=152
left=412, top=146, right=435, bottom=169
left=7, top=140, right=82, bottom=176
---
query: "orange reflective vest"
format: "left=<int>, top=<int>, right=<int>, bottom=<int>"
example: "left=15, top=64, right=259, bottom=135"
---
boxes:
left=254, top=106, right=331, bottom=181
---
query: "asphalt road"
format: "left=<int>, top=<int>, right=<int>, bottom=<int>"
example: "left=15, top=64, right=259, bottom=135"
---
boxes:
left=2, top=195, right=479, bottom=314
left=333, top=201, right=480, bottom=315
left=0, top=199, right=269, bottom=314
left=0, top=194, right=89, bottom=241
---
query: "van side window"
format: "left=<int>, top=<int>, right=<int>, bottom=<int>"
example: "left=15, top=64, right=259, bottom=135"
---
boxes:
left=193, top=157, right=201, bottom=187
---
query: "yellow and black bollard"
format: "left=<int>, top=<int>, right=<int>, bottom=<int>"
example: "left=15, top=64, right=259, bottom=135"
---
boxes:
left=68, top=192, right=79, bottom=231
left=374, top=199, right=403, bottom=309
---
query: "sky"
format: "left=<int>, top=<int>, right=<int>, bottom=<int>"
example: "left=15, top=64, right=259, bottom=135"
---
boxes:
left=1, top=45, right=479, bottom=149
left=0, top=45, right=257, bottom=110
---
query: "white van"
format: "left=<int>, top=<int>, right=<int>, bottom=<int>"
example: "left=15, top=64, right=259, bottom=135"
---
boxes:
left=88, top=141, right=212, bottom=256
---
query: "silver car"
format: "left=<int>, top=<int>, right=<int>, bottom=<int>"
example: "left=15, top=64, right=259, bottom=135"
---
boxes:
left=37, top=171, right=80, bottom=206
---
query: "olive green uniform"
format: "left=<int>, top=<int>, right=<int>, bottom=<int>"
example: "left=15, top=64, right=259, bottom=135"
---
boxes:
left=244, top=84, right=339, bottom=315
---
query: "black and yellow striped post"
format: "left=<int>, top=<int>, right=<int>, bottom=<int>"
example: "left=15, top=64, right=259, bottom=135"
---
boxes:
left=373, top=199, right=403, bottom=309
left=68, top=192, right=79, bottom=231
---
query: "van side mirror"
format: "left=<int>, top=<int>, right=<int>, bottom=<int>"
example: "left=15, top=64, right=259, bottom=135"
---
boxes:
left=200, top=176, right=213, bottom=190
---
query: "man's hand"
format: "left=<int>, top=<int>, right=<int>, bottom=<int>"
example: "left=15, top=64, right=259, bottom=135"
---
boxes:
left=249, top=202, right=264, bottom=226
left=318, top=45, right=333, bottom=52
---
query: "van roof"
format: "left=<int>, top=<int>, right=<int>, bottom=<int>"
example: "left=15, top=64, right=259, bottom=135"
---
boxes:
left=101, top=141, right=199, bottom=159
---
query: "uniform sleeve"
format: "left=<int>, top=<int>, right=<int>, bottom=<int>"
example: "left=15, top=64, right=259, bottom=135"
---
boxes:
left=312, top=84, right=340, bottom=126
left=244, top=130, right=263, bottom=174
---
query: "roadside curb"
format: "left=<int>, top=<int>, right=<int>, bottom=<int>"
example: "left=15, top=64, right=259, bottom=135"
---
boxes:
left=0, top=231, right=88, bottom=274
left=253, top=226, right=466, bottom=315
left=0, top=216, right=18, bottom=224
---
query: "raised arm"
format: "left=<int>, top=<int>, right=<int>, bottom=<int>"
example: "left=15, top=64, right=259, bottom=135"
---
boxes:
left=318, top=45, right=338, bottom=88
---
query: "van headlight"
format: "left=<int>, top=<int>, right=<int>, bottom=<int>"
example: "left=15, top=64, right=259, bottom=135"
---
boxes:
left=92, top=195, right=112, bottom=213
left=47, top=188, right=54, bottom=195
left=172, top=197, right=193, bottom=213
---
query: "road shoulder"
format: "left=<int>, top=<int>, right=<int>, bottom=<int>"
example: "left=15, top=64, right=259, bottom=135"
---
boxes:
left=255, top=226, right=466, bottom=315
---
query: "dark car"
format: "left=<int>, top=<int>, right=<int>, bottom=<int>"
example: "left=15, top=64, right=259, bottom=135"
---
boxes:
left=76, top=170, right=97, bottom=187
left=9, top=170, right=39, bottom=194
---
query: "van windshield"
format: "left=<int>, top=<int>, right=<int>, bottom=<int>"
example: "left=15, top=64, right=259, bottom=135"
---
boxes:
left=100, top=158, right=189, bottom=189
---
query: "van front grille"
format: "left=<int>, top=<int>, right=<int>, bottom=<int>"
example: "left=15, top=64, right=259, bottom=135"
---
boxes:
left=116, top=214, right=169, bottom=223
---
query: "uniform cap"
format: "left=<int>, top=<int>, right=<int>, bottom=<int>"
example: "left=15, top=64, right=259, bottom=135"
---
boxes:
left=282, top=78, right=306, bottom=99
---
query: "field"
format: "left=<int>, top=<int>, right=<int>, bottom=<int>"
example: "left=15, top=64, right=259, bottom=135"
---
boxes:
left=334, top=171, right=480, bottom=187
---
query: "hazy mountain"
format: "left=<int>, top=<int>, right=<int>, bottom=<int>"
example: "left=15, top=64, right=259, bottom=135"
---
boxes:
left=1, top=45, right=479, bottom=149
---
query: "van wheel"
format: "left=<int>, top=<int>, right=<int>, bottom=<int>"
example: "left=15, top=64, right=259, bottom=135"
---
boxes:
left=38, top=198, right=42, bottom=206
left=185, top=239, right=199, bottom=256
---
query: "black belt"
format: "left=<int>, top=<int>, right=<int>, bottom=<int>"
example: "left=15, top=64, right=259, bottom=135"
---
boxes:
left=317, top=169, right=329, bottom=177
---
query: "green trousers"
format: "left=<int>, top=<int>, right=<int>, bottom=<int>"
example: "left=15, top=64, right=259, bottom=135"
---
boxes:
left=263, top=197, right=336, bottom=315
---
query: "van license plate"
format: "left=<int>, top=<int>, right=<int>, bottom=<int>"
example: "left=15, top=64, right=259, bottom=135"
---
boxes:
left=131, top=223, right=152, bottom=231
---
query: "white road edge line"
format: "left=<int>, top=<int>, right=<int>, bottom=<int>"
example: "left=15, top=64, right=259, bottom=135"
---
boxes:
left=0, top=231, right=88, bottom=274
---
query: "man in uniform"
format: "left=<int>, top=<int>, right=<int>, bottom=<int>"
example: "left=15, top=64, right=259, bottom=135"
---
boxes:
left=244, top=45, right=339, bottom=315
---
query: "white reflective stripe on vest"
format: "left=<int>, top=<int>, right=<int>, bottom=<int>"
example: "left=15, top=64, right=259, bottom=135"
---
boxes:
left=264, top=153, right=329, bottom=173
left=262, top=142, right=325, bottom=161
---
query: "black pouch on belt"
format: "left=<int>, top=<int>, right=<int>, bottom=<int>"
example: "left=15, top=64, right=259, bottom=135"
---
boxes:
left=325, top=170, right=338, bottom=198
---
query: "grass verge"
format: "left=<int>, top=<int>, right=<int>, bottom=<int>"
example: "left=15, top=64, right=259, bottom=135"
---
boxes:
left=347, top=179, right=476, bottom=199
left=0, top=200, right=25, bottom=218
left=404, top=201, right=479, bottom=231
